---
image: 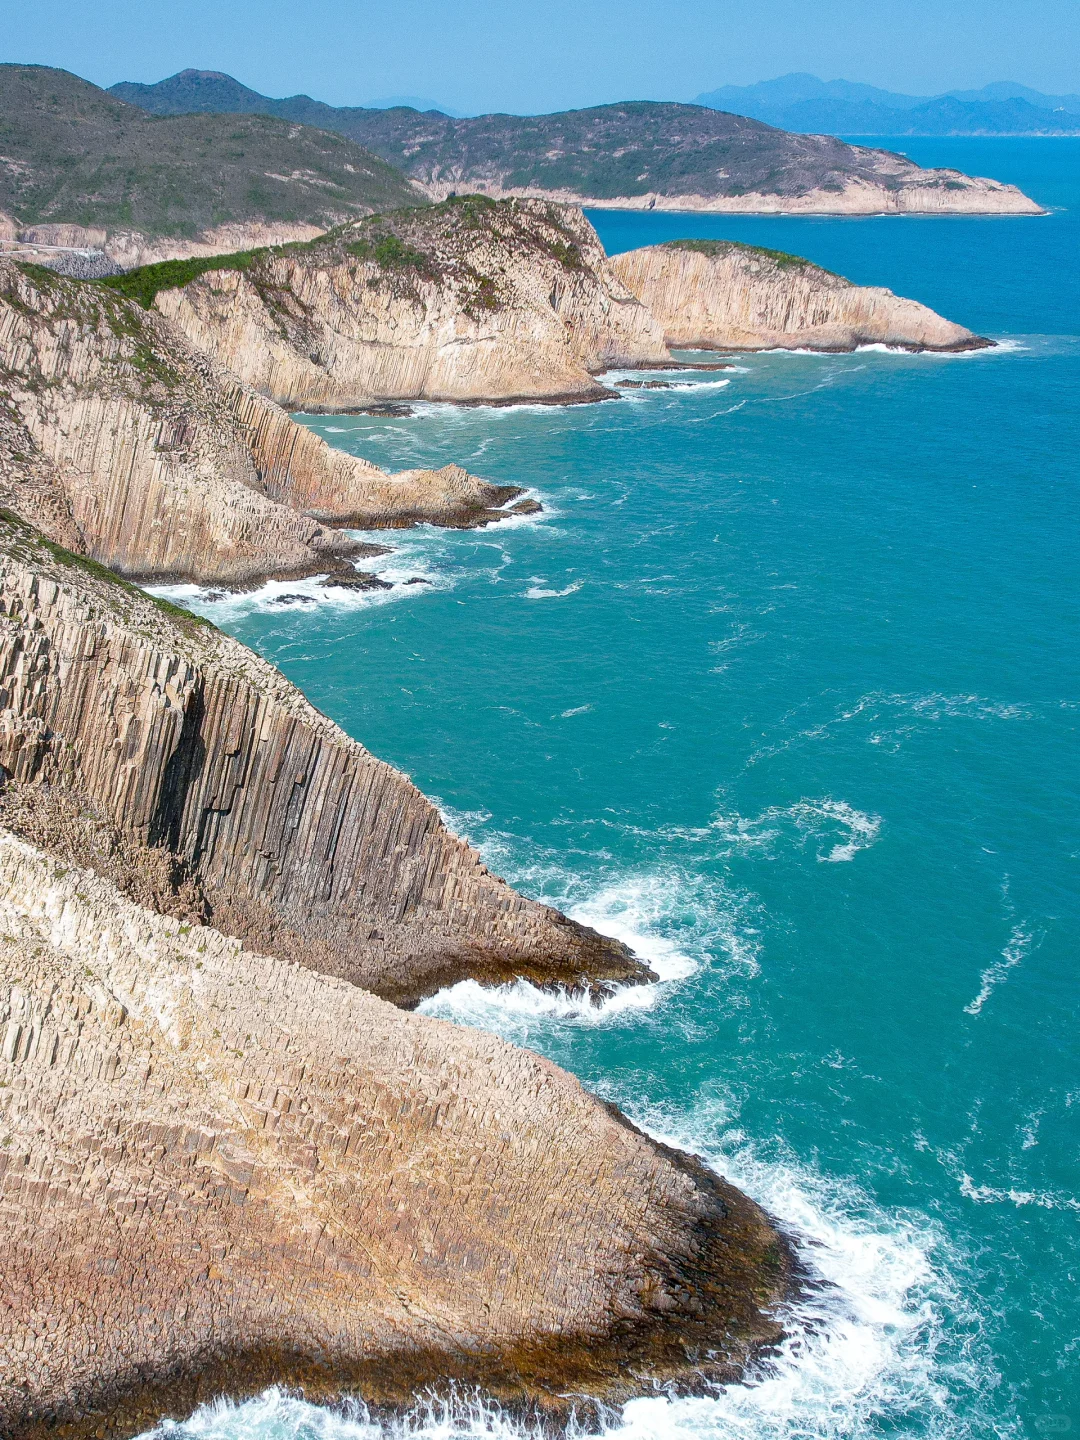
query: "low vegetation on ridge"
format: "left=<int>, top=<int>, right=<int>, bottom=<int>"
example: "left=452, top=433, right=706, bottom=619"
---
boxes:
left=664, top=237, right=845, bottom=277
left=96, top=195, right=588, bottom=311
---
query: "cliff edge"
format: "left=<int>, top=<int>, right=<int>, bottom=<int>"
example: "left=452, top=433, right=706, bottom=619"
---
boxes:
left=127, top=199, right=669, bottom=409
left=612, top=240, right=990, bottom=352
left=0, top=833, right=788, bottom=1438
left=0, top=517, right=792, bottom=1436
left=0, top=515, right=645, bottom=1004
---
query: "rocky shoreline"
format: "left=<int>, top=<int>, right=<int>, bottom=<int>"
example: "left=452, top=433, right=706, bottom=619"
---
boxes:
left=0, top=196, right=991, bottom=1434
left=0, top=524, right=792, bottom=1436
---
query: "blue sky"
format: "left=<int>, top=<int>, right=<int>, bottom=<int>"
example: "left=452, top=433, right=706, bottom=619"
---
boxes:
left=4, top=0, right=1079, bottom=114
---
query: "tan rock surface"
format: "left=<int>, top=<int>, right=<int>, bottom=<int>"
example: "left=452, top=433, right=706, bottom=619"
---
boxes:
left=0, top=517, right=645, bottom=1004
left=612, top=241, right=988, bottom=352
left=0, top=261, right=519, bottom=585
left=153, top=200, right=669, bottom=409
left=0, top=831, right=787, bottom=1438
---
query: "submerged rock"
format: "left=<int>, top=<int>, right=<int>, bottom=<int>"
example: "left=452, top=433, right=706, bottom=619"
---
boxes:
left=322, top=570, right=394, bottom=590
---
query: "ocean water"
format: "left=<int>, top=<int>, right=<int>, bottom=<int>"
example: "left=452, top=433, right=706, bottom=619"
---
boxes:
left=149, top=141, right=1079, bottom=1440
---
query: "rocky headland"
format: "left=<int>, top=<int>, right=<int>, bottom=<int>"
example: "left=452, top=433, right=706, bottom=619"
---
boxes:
left=0, top=517, right=791, bottom=1438
left=612, top=239, right=990, bottom=352
left=0, top=259, right=527, bottom=589
left=140, top=199, right=669, bottom=409
left=0, top=183, right=993, bottom=1436
left=101, top=199, right=985, bottom=426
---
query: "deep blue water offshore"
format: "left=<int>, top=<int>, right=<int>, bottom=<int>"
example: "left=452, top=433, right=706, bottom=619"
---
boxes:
left=151, top=141, right=1080, bottom=1440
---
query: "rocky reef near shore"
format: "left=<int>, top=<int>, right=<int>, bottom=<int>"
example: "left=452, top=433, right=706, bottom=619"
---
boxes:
left=612, top=239, right=990, bottom=352
left=0, top=517, right=791, bottom=1438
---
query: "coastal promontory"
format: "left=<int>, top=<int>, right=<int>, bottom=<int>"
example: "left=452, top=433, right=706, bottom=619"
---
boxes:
left=612, top=239, right=990, bottom=352
left=0, top=519, right=790, bottom=1438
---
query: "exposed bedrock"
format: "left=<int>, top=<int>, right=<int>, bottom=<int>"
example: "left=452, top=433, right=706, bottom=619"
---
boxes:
left=0, top=518, right=646, bottom=1004
left=0, top=261, right=517, bottom=587
left=0, top=833, right=789, bottom=1439
left=612, top=241, right=989, bottom=352
left=152, top=200, right=670, bottom=409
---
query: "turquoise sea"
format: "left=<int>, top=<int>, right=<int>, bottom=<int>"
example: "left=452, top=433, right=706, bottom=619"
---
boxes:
left=152, top=140, right=1079, bottom=1440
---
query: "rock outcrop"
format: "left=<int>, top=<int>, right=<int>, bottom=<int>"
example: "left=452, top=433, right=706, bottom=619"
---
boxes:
left=149, top=199, right=670, bottom=409
left=0, top=261, right=523, bottom=586
left=0, top=832, right=788, bottom=1438
left=0, top=516, right=645, bottom=1004
left=612, top=240, right=990, bottom=352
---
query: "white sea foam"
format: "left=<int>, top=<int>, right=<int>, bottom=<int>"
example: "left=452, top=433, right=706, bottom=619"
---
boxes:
left=145, top=500, right=551, bottom=621
left=524, top=579, right=584, bottom=599
left=710, top=799, right=882, bottom=865
left=963, top=922, right=1032, bottom=1016
left=958, top=1174, right=1080, bottom=1212
left=141, top=1111, right=1003, bottom=1440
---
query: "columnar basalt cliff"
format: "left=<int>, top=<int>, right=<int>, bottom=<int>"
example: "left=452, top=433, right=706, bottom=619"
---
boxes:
left=612, top=240, right=990, bottom=352
left=0, top=834, right=789, bottom=1439
left=0, top=260, right=522, bottom=585
left=0, top=518, right=645, bottom=1004
left=146, top=199, right=670, bottom=409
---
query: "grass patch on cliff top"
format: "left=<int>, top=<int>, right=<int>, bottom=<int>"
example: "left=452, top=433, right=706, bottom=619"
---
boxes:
left=99, top=250, right=268, bottom=308
left=664, top=238, right=843, bottom=277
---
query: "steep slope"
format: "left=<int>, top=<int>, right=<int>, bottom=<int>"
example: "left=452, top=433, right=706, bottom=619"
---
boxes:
left=0, top=65, right=425, bottom=268
left=612, top=239, right=989, bottom=352
left=0, top=260, right=521, bottom=585
left=127, top=199, right=669, bottom=408
left=109, top=73, right=1043, bottom=215
left=0, top=515, right=645, bottom=1004
left=0, top=831, right=788, bottom=1438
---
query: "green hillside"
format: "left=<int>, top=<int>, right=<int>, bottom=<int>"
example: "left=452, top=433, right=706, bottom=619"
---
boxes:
left=112, top=70, right=948, bottom=202
left=0, top=65, right=423, bottom=237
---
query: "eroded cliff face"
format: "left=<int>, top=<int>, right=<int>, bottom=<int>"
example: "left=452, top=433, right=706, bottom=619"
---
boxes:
left=0, top=519, right=644, bottom=1004
left=612, top=241, right=988, bottom=352
left=0, top=260, right=520, bottom=584
left=153, top=199, right=670, bottom=409
left=0, top=832, right=787, bottom=1438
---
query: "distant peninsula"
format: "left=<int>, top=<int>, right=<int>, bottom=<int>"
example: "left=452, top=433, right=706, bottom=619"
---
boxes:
left=107, top=69, right=1044, bottom=219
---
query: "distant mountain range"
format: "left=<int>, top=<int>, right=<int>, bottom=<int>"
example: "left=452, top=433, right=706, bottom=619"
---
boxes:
left=696, top=74, right=1080, bottom=135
